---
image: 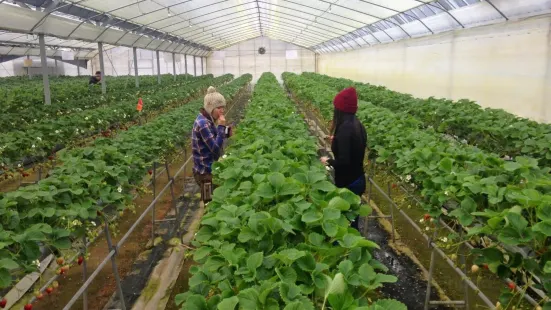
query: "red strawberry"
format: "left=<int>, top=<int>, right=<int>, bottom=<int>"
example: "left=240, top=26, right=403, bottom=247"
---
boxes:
left=508, top=282, right=516, bottom=291
left=0, top=298, right=7, bottom=308
left=61, top=265, right=69, bottom=273
left=45, top=287, right=53, bottom=294
left=48, top=156, right=54, bottom=160
left=148, top=170, right=153, bottom=175
left=424, top=214, right=431, bottom=221
left=77, top=256, right=84, bottom=265
left=36, top=293, right=43, bottom=300
left=97, top=210, right=102, bottom=217
left=56, top=257, right=64, bottom=265
left=483, top=264, right=489, bottom=270
left=24, top=304, right=32, bottom=310
left=391, top=183, right=397, bottom=189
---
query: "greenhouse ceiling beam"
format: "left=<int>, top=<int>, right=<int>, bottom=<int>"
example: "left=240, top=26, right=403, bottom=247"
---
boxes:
left=354, top=0, right=434, bottom=34
left=263, top=28, right=322, bottom=46
left=127, top=0, right=230, bottom=42
left=259, top=12, right=347, bottom=38
left=258, top=19, right=338, bottom=41
left=171, top=7, right=258, bottom=35
left=255, top=0, right=263, bottom=36
left=189, top=22, right=260, bottom=41
left=0, top=40, right=96, bottom=52
left=289, top=0, right=412, bottom=38
left=66, top=0, right=148, bottom=38
left=190, top=15, right=260, bottom=36
left=485, top=0, right=509, bottom=20
left=213, top=34, right=260, bottom=49
left=274, top=0, right=396, bottom=41
left=412, top=0, right=464, bottom=28
left=202, top=29, right=260, bottom=46
left=257, top=1, right=393, bottom=43
left=29, top=0, right=88, bottom=32
left=200, top=28, right=259, bottom=44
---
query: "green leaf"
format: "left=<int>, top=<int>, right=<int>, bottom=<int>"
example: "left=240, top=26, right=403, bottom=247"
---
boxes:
left=280, top=282, right=301, bottom=303
left=532, top=220, right=551, bottom=236
left=256, top=183, right=275, bottom=199
left=358, top=204, right=372, bottom=216
left=247, top=252, right=264, bottom=271
left=370, top=299, right=407, bottom=310
left=268, top=172, right=286, bottom=190
left=301, top=211, right=322, bottom=223
left=308, top=232, right=325, bottom=246
left=218, top=296, right=238, bottom=310
left=0, top=258, right=19, bottom=270
left=296, top=253, right=316, bottom=272
left=328, top=197, right=351, bottom=211
left=237, top=288, right=259, bottom=309
left=184, top=294, right=209, bottom=310
left=544, top=261, right=551, bottom=274
left=537, top=204, right=551, bottom=221
left=503, top=162, right=522, bottom=171
left=322, top=221, right=338, bottom=237
left=276, top=266, right=298, bottom=283
left=338, top=260, right=354, bottom=276
left=325, top=273, right=346, bottom=298
left=438, top=157, right=453, bottom=172
left=323, top=208, right=341, bottom=221
left=0, top=268, right=12, bottom=288
left=52, top=237, right=71, bottom=249
left=312, top=181, right=336, bottom=192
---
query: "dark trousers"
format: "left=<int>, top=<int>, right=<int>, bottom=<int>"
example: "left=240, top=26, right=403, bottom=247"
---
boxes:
left=345, top=174, right=366, bottom=230
left=193, top=172, right=213, bottom=203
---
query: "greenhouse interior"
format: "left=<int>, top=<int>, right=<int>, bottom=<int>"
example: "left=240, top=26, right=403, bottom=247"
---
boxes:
left=0, top=0, right=550, bottom=309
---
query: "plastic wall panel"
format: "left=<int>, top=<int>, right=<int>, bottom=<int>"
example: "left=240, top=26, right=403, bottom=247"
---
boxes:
left=318, top=15, right=551, bottom=123
left=186, top=55, right=195, bottom=76
left=207, top=37, right=315, bottom=83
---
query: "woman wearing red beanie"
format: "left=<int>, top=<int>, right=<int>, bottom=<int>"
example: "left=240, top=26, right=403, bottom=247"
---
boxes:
left=321, top=87, right=367, bottom=230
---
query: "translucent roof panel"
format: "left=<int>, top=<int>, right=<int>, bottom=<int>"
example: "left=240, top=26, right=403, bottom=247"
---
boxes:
left=0, top=0, right=545, bottom=54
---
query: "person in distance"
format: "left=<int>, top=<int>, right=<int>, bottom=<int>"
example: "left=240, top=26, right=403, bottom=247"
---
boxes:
left=321, top=87, right=367, bottom=230
left=192, top=86, right=233, bottom=203
left=89, top=71, right=102, bottom=85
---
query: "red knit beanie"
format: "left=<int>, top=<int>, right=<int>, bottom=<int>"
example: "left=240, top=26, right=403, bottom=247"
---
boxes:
left=333, top=87, right=358, bottom=114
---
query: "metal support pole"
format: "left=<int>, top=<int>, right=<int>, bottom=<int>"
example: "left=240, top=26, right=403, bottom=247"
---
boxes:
left=184, top=54, right=188, bottom=76
left=460, top=231, right=470, bottom=310
left=82, top=236, right=88, bottom=310
left=387, top=182, right=396, bottom=243
left=165, top=162, right=177, bottom=220
left=54, top=58, right=58, bottom=76
left=104, top=224, right=127, bottom=310
left=424, top=231, right=438, bottom=310
left=193, top=56, right=197, bottom=76
left=201, top=56, right=204, bottom=75
left=133, top=47, right=139, bottom=88
left=38, top=34, right=51, bottom=105
left=77, top=61, right=81, bottom=77
left=172, top=52, right=176, bottom=80
left=152, top=162, right=157, bottom=240
left=156, top=50, right=161, bottom=84
left=97, top=42, right=106, bottom=94
left=27, top=55, right=31, bottom=79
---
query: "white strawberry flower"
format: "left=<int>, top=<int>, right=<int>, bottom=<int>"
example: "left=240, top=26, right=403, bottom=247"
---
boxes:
left=33, top=259, right=40, bottom=268
left=440, top=237, right=448, bottom=243
left=91, top=221, right=97, bottom=226
left=117, top=186, right=123, bottom=193
left=444, top=191, right=449, bottom=196
left=419, top=218, right=424, bottom=223
left=37, top=137, right=42, bottom=141
left=18, top=163, right=22, bottom=168
left=55, top=130, right=60, bottom=134
left=85, top=116, right=89, bottom=120
left=425, top=227, right=430, bottom=231
left=32, top=144, right=36, bottom=148
left=405, top=175, right=412, bottom=181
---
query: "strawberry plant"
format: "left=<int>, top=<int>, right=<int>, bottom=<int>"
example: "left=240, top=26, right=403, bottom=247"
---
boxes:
left=285, top=72, right=551, bottom=308
left=0, top=74, right=252, bottom=290
left=302, top=72, right=551, bottom=168
left=175, top=73, right=403, bottom=310
left=0, top=74, right=228, bottom=178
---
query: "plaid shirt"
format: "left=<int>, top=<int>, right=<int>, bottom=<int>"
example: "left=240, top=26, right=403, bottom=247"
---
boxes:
left=192, top=109, right=226, bottom=174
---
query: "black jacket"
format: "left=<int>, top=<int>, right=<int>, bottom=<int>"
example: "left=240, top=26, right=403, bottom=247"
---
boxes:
left=89, top=76, right=100, bottom=85
left=328, top=114, right=367, bottom=188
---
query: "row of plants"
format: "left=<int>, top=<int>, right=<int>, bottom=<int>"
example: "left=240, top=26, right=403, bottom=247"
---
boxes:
left=1, top=74, right=197, bottom=132
left=0, top=74, right=252, bottom=295
left=285, top=73, right=551, bottom=308
left=175, top=72, right=403, bottom=310
left=0, top=74, right=226, bottom=179
left=0, top=74, right=188, bottom=113
left=301, top=72, right=551, bottom=168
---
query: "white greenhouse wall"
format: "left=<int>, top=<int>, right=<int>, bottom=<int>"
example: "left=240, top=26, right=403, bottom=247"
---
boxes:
left=206, top=37, right=316, bottom=83
left=88, top=47, right=206, bottom=77
left=318, top=14, right=551, bottom=123
left=0, top=56, right=84, bottom=77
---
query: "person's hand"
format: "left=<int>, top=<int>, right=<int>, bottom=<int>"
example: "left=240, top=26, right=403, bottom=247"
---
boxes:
left=217, top=114, right=226, bottom=126
left=327, top=135, right=334, bottom=143
left=320, top=156, right=330, bottom=165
